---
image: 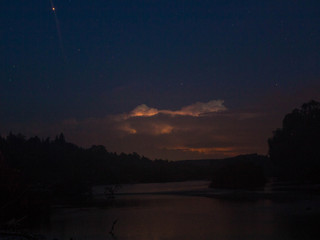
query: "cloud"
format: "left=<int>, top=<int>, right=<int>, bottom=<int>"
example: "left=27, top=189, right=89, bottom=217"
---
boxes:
left=126, top=100, right=227, bottom=118
left=168, top=146, right=237, bottom=157
left=170, top=100, right=227, bottom=117
left=119, top=120, right=174, bottom=135
left=119, top=123, right=137, bottom=134
left=152, top=123, right=174, bottom=135
left=129, top=104, right=159, bottom=117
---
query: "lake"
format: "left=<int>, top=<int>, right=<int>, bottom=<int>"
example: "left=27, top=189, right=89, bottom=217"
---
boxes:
left=29, top=181, right=320, bottom=240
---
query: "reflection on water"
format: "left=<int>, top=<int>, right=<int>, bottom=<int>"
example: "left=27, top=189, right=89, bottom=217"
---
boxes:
left=30, top=181, right=320, bottom=240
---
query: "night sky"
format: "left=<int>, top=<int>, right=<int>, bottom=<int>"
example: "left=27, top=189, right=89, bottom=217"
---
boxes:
left=1, top=0, right=320, bottom=160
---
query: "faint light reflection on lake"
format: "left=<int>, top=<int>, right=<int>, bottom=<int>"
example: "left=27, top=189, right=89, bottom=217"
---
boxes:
left=30, top=181, right=320, bottom=240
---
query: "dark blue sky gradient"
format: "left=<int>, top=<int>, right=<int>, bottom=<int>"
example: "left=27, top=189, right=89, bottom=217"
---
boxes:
left=1, top=0, right=320, bottom=159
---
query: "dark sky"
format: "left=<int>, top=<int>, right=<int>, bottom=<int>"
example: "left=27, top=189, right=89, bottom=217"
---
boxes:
left=1, top=0, right=320, bottom=160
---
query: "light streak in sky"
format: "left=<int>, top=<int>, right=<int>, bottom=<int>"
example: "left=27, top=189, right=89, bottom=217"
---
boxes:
left=50, top=0, right=66, bottom=61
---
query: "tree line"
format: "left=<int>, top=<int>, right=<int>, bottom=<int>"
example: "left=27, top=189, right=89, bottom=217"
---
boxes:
left=0, top=133, right=213, bottom=200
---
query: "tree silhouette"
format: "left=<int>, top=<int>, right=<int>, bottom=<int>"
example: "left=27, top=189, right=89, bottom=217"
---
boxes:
left=268, top=100, right=320, bottom=182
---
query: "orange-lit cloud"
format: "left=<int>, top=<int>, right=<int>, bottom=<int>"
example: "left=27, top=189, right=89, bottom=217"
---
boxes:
left=153, top=124, right=174, bottom=135
left=119, top=124, right=137, bottom=134
left=129, top=104, right=159, bottom=117
left=168, top=146, right=237, bottom=156
left=126, top=100, right=227, bottom=118
left=119, top=121, right=174, bottom=135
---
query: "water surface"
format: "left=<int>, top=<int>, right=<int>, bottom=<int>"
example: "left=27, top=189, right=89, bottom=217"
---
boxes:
left=30, top=181, right=320, bottom=240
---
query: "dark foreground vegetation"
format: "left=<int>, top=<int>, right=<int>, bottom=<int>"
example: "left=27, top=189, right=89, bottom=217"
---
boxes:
left=268, top=100, right=320, bottom=183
